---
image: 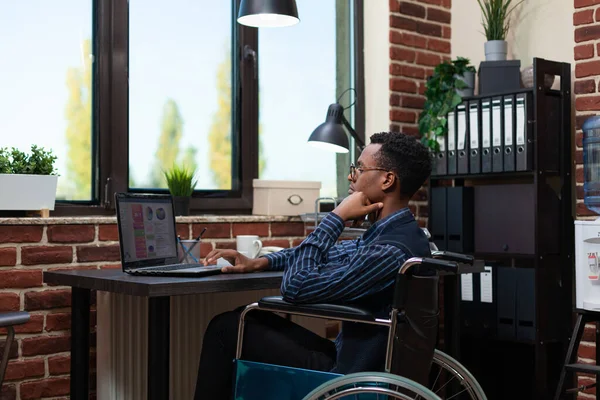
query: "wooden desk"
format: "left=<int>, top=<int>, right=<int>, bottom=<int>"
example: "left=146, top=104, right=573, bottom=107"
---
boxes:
left=43, top=269, right=283, bottom=400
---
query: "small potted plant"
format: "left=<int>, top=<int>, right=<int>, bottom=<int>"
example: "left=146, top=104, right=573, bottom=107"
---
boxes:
left=163, top=164, right=197, bottom=216
left=0, top=145, right=58, bottom=214
left=477, top=0, right=523, bottom=61
left=418, top=57, right=476, bottom=152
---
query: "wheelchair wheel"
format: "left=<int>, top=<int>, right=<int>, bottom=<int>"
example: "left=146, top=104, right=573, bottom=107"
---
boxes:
left=429, top=349, right=487, bottom=400
left=303, top=372, right=442, bottom=400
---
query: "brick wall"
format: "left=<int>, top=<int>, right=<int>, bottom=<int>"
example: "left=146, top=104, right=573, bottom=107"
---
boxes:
left=574, top=0, right=600, bottom=397
left=388, top=0, right=452, bottom=227
left=0, top=219, right=307, bottom=400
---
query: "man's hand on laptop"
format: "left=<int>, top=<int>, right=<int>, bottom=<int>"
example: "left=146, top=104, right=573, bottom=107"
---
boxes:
left=203, top=249, right=269, bottom=273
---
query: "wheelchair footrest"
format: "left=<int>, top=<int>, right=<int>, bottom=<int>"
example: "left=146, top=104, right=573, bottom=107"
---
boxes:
left=258, top=296, right=376, bottom=322
left=233, top=360, right=341, bottom=400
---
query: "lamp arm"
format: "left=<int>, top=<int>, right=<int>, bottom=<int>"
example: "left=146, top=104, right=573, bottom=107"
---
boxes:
left=341, top=115, right=366, bottom=151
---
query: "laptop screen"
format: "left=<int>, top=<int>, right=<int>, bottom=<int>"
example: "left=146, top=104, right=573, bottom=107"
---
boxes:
left=117, top=196, right=178, bottom=263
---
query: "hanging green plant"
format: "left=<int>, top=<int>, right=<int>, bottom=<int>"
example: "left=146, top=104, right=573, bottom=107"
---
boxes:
left=418, top=57, right=476, bottom=152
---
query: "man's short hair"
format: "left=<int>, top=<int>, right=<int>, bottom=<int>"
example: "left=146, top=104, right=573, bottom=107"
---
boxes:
left=369, top=132, right=433, bottom=198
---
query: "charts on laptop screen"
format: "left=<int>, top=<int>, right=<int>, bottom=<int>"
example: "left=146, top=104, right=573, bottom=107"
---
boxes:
left=118, top=198, right=177, bottom=263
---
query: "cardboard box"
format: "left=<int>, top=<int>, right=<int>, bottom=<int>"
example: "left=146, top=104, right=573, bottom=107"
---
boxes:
left=252, top=179, right=322, bottom=216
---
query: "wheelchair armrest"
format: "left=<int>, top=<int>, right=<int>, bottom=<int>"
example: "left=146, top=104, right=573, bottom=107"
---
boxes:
left=431, top=251, right=474, bottom=265
left=258, top=296, right=376, bottom=322
left=0, top=312, right=30, bottom=328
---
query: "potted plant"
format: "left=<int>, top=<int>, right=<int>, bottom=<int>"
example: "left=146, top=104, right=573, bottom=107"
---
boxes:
left=418, top=57, right=476, bottom=152
left=0, top=145, right=58, bottom=214
left=477, top=0, right=523, bottom=61
left=163, top=164, right=197, bottom=216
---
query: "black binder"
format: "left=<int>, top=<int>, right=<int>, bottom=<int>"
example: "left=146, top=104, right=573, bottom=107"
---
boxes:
left=516, top=93, right=533, bottom=171
left=481, top=99, right=492, bottom=173
left=469, top=101, right=481, bottom=174
left=434, top=132, right=447, bottom=176
left=447, top=110, right=457, bottom=175
left=491, top=97, right=503, bottom=172
left=446, top=187, right=474, bottom=253
left=430, top=187, right=447, bottom=250
left=457, top=103, right=469, bottom=174
left=503, top=95, right=516, bottom=171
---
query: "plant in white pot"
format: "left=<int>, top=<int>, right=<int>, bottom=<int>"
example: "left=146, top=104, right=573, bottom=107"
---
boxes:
left=0, top=145, right=58, bottom=214
left=477, top=0, right=523, bottom=61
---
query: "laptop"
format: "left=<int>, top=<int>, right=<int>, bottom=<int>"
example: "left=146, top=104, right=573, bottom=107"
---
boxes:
left=115, top=192, right=227, bottom=277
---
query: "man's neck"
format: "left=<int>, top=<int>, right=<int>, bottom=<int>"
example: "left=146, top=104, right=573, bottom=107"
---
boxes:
left=377, top=199, right=410, bottom=221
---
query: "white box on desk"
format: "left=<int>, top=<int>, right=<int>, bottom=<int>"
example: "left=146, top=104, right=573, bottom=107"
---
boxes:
left=252, top=179, right=321, bottom=216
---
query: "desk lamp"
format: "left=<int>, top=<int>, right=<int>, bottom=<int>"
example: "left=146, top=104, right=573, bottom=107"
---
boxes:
left=237, top=0, right=300, bottom=28
left=307, top=91, right=365, bottom=154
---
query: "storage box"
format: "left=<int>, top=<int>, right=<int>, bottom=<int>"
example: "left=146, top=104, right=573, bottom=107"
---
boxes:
left=478, top=60, right=521, bottom=95
left=252, top=179, right=322, bottom=216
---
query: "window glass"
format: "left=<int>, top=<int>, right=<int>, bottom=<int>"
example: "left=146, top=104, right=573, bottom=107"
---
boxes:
left=258, top=1, right=339, bottom=198
left=129, top=0, right=233, bottom=190
left=0, top=1, right=94, bottom=201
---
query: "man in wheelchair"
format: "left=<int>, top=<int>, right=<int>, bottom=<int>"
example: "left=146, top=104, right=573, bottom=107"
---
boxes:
left=194, top=132, right=434, bottom=399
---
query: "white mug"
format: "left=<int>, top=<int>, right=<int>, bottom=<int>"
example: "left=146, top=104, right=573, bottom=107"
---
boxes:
left=236, top=235, right=263, bottom=259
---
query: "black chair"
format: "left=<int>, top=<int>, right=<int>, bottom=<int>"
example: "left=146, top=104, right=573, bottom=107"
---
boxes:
left=0, top=312, right=30, bottom=387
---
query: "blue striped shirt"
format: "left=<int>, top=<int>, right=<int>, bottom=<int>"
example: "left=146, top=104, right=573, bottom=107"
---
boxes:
left=263, top=208, right=413, bottom=303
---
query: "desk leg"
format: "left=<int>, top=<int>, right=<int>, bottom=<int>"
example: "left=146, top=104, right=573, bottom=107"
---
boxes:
left=148, top=296, right=170, bottom=400
left=70, top=287, right=90, bottom=400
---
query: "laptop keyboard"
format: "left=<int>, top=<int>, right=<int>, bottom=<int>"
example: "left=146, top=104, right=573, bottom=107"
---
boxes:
left=152, top=264, right=204, bottom=271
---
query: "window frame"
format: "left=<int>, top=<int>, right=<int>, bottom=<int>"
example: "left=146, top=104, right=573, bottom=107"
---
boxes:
left=52, top=0, right=364, bottom=216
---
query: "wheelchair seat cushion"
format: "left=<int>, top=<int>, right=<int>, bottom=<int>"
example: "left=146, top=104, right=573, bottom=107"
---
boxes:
left=258, top=296, right=376, bottom=322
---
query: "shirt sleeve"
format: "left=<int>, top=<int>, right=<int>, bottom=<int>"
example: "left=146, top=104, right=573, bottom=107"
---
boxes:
left=262, top=220, right=359, bottom=272
left=280, top=213, right=408, bottom=303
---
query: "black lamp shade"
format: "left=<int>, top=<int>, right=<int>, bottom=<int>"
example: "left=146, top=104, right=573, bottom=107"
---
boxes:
left=307, top=103, right=350, bottom=153
left=238, top=0, right=300, bottom=28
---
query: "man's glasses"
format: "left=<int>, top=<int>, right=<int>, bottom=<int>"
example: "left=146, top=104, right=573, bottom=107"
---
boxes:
left=349, top=162, right=390, bottom=181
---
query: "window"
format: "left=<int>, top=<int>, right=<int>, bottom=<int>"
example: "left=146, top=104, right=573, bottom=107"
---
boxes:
left=128, top=0, right=234, bottom=191
left=45, top=0, right=363, bottom=215
left=0, top=1, right=94, bottom=202
left=258, top=1, right=361, bottom=199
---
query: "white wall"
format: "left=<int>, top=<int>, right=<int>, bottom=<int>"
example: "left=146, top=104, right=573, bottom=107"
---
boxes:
left=363, top=0, right=389, bottom=142
left=452, top=0, right=574, bottom=71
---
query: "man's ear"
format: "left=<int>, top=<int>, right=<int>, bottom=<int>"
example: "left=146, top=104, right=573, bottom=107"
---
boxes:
left=381, top=172, right=397, bottom=192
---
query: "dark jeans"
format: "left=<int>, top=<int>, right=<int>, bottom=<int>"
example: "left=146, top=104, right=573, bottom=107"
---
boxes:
left=194, top=307, right=337, bottom=400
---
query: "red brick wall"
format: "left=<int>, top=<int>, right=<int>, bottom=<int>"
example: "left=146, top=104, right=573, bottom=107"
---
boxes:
left=388, top=0, right=452, bottom=227
left=0, top=220, right=307, bottom=400
left=574, top=1, right=600, bottom=396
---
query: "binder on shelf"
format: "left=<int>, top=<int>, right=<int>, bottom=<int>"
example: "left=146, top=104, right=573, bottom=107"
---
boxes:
left=503, top=95, right=516, bottom=172
left=433, top=129, right=447, bottom=176
left=469, top=101, right=481, bottom=174
left=446, top=186, right=474, bottom=253
left=515, top=93, right=533, bottom=171
left=481, top=99, right=492, bottom=173
left=430, top=187, right=447, bottom=250
left=516, top=268, right=536, bottom=342
left=491, top=97, right=503, bottom=172
left=457, top=103, right=469, bottom=174
left=497, top=266, right=517, bottom=340
left=447, top=110, right=457, bottom=175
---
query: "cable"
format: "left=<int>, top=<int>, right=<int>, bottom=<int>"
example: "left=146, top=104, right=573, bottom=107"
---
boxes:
left=337, top=88, right=357, bottom=110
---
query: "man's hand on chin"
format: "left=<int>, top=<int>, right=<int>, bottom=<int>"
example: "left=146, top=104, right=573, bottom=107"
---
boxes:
left=333, top=192, right=383, bottom=222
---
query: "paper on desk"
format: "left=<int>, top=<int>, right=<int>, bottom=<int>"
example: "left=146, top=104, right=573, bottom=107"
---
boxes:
left=216, top=257, right=233, bottom=267
left=480, top=266, right=493, bottom=303
left=461, top=273, right=473, bottom=301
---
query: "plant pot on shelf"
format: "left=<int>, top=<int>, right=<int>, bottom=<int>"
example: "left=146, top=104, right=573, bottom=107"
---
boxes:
left=0, top=174, right=58, bottom=212
left=172, top=196, right=190, bottom=216
left=455, top=71, right=475, bottom=97
left=484, top=40, right=508, bottom=61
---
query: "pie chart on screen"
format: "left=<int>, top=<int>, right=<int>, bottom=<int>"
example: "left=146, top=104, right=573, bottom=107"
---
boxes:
left=146, top=207, right=153, bottom=220
left=156, top=208, right=166, bottom=220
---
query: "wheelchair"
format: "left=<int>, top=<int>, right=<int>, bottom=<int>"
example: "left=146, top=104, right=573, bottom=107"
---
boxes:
left=232, top=251, right=488, bottom=400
